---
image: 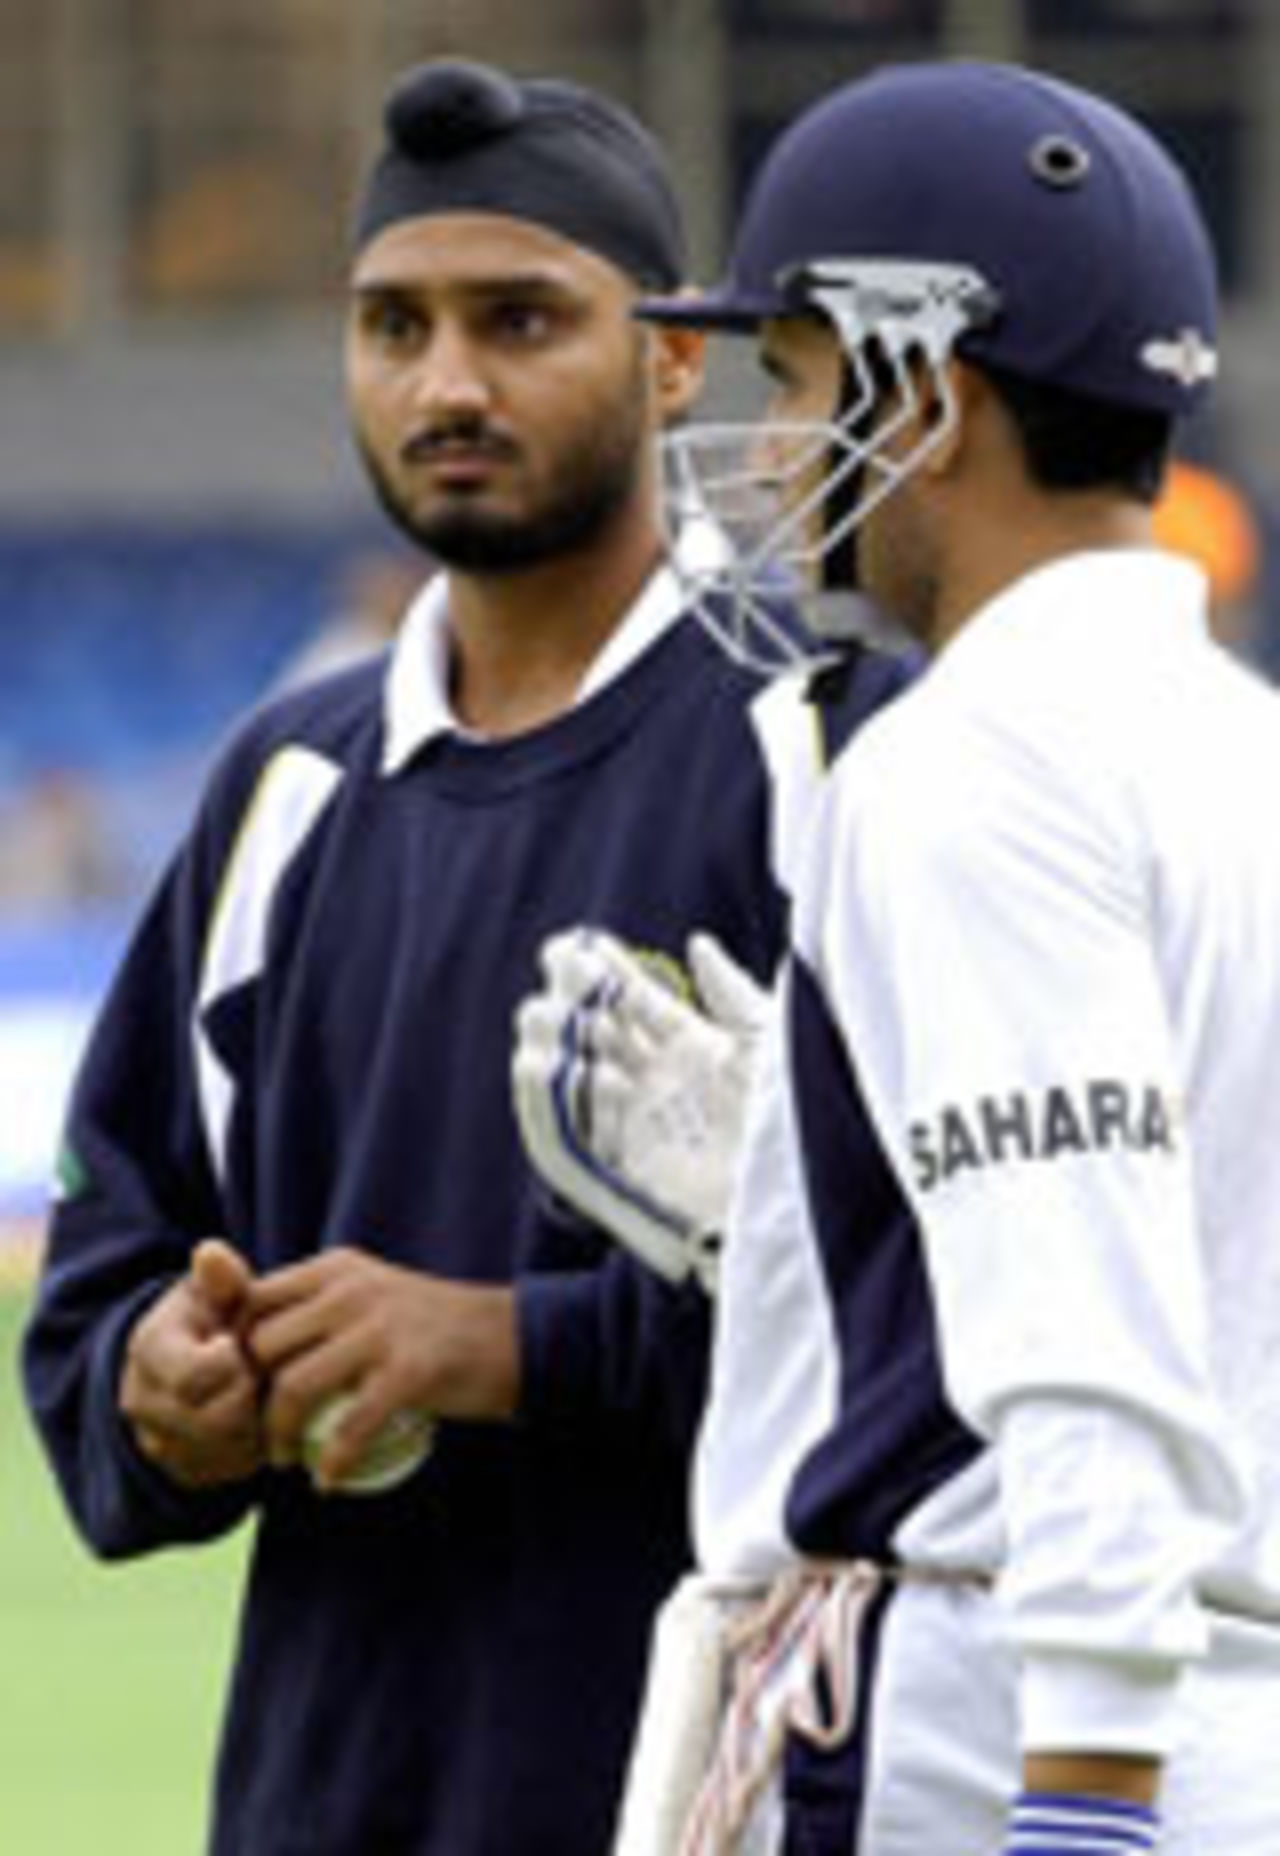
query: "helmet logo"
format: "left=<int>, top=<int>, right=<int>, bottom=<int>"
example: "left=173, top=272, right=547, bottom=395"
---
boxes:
left=1029, top=134, right=1091, bottom=190
left=1140, top=327, right=1218, bottom=389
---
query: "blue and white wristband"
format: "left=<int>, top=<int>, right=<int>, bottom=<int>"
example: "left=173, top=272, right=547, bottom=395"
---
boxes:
left=1007, top=1791, right=1159, bottom=1854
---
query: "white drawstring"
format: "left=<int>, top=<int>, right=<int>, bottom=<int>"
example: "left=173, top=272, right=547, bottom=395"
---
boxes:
left=676, top=1560, right=884, bottom=1856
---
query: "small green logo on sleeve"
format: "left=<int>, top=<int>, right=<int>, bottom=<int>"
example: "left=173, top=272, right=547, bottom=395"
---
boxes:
left=53, top=1142, right=90, bottom=1203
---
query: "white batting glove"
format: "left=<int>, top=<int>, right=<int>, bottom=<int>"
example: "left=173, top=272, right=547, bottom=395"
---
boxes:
left=511, top=928, right=768, bottom=1294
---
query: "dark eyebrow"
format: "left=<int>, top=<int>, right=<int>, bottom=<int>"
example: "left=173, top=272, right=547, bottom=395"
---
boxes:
left=351, top=271, right=585, bottom=308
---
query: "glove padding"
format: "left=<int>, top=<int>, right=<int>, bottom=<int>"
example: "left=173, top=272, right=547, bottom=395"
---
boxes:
left=511, top=928, right=767, bottom=1293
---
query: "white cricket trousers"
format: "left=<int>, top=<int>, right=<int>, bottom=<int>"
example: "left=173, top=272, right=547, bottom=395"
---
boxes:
left=617, top=1570, right=1280, bottom=1853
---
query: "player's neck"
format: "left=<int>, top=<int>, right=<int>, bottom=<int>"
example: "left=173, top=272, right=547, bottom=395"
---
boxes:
left=442, top=513, right=666, bottom=738
left=930, top=493, right=1153, bottom=655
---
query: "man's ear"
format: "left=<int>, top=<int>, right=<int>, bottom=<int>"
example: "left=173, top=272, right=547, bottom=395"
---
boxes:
left=651, top=324, right=706, bottom=425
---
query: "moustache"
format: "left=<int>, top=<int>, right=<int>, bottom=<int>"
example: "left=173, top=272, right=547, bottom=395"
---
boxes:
left=401, top=422, right=520, bottom=466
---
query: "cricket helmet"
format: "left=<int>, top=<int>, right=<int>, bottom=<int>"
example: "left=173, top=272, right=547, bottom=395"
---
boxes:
left=644, top=60, right=1219, bottom=666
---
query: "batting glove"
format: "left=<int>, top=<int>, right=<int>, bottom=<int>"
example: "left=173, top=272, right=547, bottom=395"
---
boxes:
left=1006, top=1792, right=1159, bottom=1854
left=511, top=927, right=768, bottom=1293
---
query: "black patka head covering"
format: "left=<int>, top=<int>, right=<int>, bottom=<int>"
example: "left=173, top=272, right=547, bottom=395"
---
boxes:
left=354, top=59, right=686, bottom=290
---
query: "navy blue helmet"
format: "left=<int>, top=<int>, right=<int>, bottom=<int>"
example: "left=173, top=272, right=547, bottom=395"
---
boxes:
left=645, top=61, right=1219, bottom=666
left=649, top=59, right=1217, bottom=413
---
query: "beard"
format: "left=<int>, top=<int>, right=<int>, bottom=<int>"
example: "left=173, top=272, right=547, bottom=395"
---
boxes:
left=355, top=367, right=651, bottom=574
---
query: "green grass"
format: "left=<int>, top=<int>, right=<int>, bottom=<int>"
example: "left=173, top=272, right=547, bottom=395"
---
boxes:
left=0, top=1289, right=249, bottom=1854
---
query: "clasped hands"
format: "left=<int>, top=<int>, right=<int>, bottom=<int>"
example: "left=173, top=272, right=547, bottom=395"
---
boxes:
left=120, top=1240, right=518, bottom=1493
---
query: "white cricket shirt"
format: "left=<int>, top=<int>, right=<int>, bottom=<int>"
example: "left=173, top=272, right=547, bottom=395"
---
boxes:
left=700, top=548, right=1280, bottom=1759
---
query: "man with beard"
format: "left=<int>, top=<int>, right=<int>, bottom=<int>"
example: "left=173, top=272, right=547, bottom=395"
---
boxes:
left=20, top=59, right=908, bottom=1855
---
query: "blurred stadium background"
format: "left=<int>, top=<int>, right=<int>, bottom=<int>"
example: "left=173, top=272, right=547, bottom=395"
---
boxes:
left=2, top=0, right=1279, bottom=1846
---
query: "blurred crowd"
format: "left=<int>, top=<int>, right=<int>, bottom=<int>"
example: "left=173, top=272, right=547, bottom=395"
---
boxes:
left=0, top=542, right=425, bottom=928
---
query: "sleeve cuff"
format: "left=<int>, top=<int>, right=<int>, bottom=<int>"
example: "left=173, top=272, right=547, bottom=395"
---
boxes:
left=515, top=1270, right=603, bottom=1426
left=1021, top=1650, right=1186, bottom=1760
left=84, top=1286, right=257, bottom=1550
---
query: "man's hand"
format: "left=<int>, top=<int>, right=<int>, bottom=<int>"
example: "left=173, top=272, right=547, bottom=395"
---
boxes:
left=244, top=1248, right=519, bottom=1490
left=120, top=1238, right=265, bottom=1488
left=511, top=928, right=768, bottom=1292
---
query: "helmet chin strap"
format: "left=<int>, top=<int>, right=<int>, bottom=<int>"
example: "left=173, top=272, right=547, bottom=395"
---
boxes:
left=820, top=353, right=864, bottom=597
left=808, top=340, right=922, bottom=659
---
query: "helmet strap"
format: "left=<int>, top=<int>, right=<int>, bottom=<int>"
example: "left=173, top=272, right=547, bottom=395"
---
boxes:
left=820, top=353, right=863, bottom=593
